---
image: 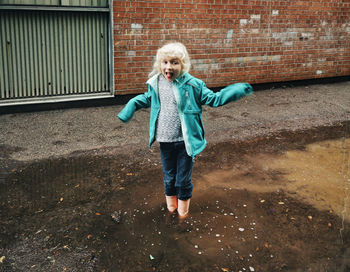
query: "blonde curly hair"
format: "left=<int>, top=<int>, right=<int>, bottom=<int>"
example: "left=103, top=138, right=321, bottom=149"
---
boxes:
left=149, top=42, right=191, bottom=78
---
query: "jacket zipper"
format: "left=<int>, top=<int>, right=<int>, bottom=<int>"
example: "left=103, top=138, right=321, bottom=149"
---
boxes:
left=172, top=83, right=193, bottom=157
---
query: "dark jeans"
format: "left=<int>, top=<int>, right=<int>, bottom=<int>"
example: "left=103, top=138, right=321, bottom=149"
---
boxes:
left=159, top=141, right=194, bottom=201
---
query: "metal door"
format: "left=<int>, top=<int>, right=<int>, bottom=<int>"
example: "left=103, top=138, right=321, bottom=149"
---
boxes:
left=0, top=1, right=112, bottom=105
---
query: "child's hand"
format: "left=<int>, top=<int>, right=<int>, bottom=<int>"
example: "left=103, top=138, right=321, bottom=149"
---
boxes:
left=243, top=83, right=253, bottom=95
left=117, top=113, right=128, bottom=123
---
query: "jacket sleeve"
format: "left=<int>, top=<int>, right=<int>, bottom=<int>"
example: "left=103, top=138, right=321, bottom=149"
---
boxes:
left=200, top=82, right=253, bottom=107
left=117, top=91, right=152, bottom=123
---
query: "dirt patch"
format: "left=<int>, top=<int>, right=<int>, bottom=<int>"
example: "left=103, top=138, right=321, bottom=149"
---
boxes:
left=0, top=145, right=25, bottom=160
left=0, top=124, right=349, bottom=271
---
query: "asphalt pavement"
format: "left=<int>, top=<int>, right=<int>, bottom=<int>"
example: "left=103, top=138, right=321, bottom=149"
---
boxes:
left=0, top=79, right=349, bottom=162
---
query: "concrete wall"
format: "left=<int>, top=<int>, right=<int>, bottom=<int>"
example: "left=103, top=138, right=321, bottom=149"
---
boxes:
left=112, top=0, right=350, bottom=94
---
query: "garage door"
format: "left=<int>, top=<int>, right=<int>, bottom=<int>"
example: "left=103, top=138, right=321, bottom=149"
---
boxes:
left=0, top=0, right=113, bottom=105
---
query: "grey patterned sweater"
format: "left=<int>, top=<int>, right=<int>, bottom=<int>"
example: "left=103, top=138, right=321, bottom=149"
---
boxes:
left=155, top=75, right=183, bottom=142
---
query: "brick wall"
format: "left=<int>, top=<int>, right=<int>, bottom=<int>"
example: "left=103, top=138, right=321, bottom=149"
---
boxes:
left=113, top=0, right=350, bottom=94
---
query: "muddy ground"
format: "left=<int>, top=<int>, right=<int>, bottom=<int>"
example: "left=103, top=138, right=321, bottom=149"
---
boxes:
left=1, top=124, right=349, bottom=271
left=0, top=81, right=350, bottom=271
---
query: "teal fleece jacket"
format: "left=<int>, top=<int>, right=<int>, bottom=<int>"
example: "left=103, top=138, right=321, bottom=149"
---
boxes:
left=118, top=73, right=253, bottom=158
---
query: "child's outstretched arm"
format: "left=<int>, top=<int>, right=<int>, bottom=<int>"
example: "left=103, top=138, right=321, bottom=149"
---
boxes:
left=117, top=91, right=151, bottom=123
left=200, top=82, right=253, bottom=107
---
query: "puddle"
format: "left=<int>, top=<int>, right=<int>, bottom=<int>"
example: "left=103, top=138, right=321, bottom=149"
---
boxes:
left=198, top=138, right=350, bottom=221
left=270, top=139, right=350, bottom=220
left=0, top=127, right=349, bottom=271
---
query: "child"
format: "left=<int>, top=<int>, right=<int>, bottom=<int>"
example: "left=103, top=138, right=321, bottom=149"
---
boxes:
left=118, top=42, right=253, bottom=220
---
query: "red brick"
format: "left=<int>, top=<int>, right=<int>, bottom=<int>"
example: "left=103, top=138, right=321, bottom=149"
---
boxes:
left=112, top=0, right=350, bottom=95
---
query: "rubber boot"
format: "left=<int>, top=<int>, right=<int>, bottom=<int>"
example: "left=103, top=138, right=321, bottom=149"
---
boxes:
left=166, top=195, right=178, bottom=213
left=178, top=199, right=190, bottom=220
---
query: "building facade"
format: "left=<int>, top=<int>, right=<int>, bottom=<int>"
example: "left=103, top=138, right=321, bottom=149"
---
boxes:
left=113, top=0, right=350, bottom=94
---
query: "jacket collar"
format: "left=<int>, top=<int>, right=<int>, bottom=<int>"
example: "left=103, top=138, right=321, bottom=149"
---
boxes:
left=146, top=72, right=193, bottom=90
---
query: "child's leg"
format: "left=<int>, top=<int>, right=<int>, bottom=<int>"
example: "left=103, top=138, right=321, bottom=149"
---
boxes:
left=175, top=142, right=194, bottom=218
left=165, top=195, right=178, bottom=213
left=178, top=198, right=190, bottom=219
left=160, top=143, right=178, bottom=213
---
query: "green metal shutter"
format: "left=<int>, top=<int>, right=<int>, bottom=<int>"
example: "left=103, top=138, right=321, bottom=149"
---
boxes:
left=0, top=0, right=108, bottom=7
left=0, top=8, right=111, bottom=104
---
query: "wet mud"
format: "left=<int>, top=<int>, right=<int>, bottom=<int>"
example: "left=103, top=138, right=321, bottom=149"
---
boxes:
left=1, top=124, right=350, bottom=272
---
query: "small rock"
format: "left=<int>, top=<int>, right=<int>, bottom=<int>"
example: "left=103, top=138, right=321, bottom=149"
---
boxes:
left=111, top=210, right=122, bottom=223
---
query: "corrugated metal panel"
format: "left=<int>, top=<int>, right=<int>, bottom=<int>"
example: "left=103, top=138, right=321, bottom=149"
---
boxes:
left=62, top=0, right=108, bottom=6
left=0, top=10, right=109, bottom=101
left=0, top=0, right=108, bottom=7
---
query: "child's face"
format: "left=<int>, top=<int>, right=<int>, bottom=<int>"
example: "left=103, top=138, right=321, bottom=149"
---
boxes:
left=160, top=57, right=182, bottom=81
